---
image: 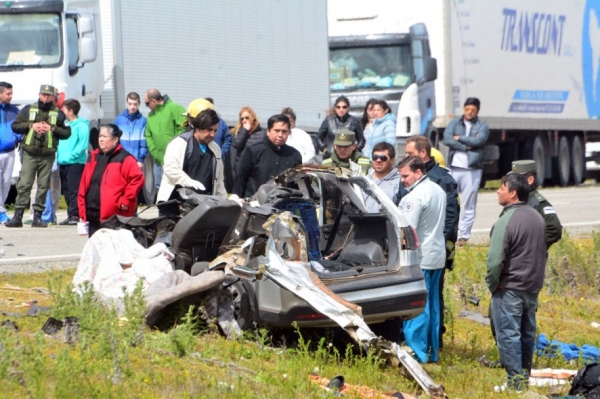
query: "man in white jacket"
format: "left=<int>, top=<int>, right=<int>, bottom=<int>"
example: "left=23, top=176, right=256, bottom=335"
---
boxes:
left=157, top=109, right=226, bottom=204
left=397, top=155, right=446, bottom=364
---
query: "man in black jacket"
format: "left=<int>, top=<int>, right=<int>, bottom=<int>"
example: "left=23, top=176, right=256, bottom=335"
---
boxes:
left=405, top=135, right=459, bottom=347
left=233, top=114, right=302, bottom=198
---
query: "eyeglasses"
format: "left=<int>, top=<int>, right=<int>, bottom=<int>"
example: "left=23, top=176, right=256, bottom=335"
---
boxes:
left=335, top=105, right=348, bottom=109
left=145, top=101, right=150, bottom=107
left=372, top=154, right=389, bottom=162
left=240, top=116, right=251, bottom=121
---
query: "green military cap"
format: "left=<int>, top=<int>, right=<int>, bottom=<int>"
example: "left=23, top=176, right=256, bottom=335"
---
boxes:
left=39, top=84, right=55, bottom=95
left=511, top=160, right=536, bottom=175
left=333, top=129, right=355, bottom=146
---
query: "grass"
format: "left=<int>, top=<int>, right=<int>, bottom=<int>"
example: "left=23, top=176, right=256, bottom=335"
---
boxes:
left=1, top=234, right=599, bottom=398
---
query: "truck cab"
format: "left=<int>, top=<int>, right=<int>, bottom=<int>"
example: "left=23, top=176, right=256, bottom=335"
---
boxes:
left=328, top=19, right=437, bottom=156
left=0, top=0, right=103, bottom=135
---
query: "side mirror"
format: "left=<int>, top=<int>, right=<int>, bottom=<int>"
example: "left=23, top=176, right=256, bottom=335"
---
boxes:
left=423, top=58, right=437, bottom=83
left=80, top=37, right=97, bottom=63
left=78, top=17, right=94, bottom=34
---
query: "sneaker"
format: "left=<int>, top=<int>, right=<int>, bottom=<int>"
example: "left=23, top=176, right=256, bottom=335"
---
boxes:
left=493, top=383, right=523, bottom=394
left=0, top=212, right=9, bottom=224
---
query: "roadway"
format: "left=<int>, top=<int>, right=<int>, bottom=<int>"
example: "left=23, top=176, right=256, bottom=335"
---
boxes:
left=0, top=184, right=598, bottom=269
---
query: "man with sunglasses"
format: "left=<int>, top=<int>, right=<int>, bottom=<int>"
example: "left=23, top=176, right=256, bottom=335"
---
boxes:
left=143, top=89, right=186, bottom=191
left=363, top=142, right=399, bottom=213
left=321, top=130, right=370, bottom=175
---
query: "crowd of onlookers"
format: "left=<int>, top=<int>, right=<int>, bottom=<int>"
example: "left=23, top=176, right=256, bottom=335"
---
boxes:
left=0, top=81, right=565, bottom=391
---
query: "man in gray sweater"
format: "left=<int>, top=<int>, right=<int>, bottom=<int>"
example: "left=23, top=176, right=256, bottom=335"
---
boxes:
left=487, top=172, right=547, bottom=392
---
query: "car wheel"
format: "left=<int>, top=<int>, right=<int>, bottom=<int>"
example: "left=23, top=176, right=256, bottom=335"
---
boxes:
left=228, top=281, right=254, bottom=330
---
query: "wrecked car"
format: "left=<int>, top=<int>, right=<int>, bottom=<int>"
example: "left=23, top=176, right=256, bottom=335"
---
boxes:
left=151, top=166, right=428, bottom=333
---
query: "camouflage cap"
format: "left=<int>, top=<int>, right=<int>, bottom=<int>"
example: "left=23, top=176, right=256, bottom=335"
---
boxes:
left=511, top=160, right=536, bottom=175
left=333, top=129, right=355, bottom=146
left=39, top=84, right=55, bottom=95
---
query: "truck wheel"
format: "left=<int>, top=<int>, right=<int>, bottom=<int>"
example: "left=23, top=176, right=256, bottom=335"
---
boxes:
left=571, top=136, right=586, bottom=185
left=556, top=136, right=571, bottom=187
left=531, top=137, right=547, bottom=185
left=228, top=281, right=254, bottom=330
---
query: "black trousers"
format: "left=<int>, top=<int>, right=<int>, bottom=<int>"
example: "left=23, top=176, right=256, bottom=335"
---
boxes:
left=60, top=163, right=84, bottom=218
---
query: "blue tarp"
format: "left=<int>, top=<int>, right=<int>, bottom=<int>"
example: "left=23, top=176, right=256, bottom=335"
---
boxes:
left=537, top=333, right=600, bottom=362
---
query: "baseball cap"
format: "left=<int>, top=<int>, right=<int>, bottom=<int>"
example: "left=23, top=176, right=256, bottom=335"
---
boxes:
left=39, top=84, right=55, bottom=95
left=333, top=130, right=355, bottom=146
left=182, top=98, right=215, bottom=117
left=510, top=160, right=536, bottom=175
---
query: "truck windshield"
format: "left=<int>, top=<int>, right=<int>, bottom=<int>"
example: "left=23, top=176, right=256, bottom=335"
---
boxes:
left=0, top=14, right=62, bottom=68
left=329, top=45, right=412, bottom=92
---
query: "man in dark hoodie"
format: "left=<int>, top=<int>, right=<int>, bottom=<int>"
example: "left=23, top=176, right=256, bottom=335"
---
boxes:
left=7, top=84, right=70, bottom=228
left=233, top=114, right=301, bottom=198
left=487, top=172, right=546, bottom=392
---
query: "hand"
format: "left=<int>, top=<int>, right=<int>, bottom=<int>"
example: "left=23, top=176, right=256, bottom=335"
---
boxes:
left=137, top=162, right=144, bottom=169
left=228, top=194, right=244, bottom=206
left=32, top=122, right=47, bottom=134
left=242, top=120, right=252, bottom=131
left=188, top=180, right=206, bottom=192
left=453, top=135, right=459, bottom=140
left=120, top=204, right=129, bottom=211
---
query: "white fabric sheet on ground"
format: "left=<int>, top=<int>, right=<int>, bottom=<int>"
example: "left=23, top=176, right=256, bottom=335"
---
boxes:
left=72, top=228, right=174, bottom=299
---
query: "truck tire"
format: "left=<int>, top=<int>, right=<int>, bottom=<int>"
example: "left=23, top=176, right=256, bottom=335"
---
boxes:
left=531, top=137, right=547, bottom=185
left=556, top=136, right=571, bottom=187
left=571, top=136, right=586, bottom=185
left=143, top=154, right=158, bottom=204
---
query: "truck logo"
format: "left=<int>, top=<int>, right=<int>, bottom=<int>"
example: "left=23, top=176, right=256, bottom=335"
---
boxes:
left=582, top=0, right=600, bottom=118
left=500, top=8, right=566, bottom=55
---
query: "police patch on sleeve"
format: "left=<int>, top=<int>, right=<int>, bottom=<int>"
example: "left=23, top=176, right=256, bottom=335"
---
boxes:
left=543, top=206, right=556, bottom=215
left=404, top=202, right=414, bottom=212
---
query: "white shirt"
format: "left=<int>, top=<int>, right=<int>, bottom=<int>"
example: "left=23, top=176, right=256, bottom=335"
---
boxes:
left=398, top=176, right=446, bottom=269
left=286, top=128, right=316, bottom=164
left=451, top=119, right=472, bottom=169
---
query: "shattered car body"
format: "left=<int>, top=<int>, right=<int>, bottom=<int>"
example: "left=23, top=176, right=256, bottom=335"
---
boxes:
left=207, top=166, right=427, bottom=329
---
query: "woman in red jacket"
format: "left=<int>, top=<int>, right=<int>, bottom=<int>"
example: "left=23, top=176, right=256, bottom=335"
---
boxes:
left=78, top=124, right=144, bottom=237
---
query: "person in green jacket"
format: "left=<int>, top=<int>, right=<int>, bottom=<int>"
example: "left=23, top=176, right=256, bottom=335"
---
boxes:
left=6, top=84, right=71, bottom=228
left=144, top=89, right=186, bottom=190
left=321, top=130, right=370, bottom=175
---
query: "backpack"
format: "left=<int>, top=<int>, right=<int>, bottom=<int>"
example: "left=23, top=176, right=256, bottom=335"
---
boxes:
left=569, top=363, right=600, bottom=398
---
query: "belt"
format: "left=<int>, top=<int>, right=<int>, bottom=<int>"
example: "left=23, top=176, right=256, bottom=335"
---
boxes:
left=0, top=148, right=14, bottom=155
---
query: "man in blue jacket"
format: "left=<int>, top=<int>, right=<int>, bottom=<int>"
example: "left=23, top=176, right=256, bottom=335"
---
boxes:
left=0, top=82, right=20, bottom=223
left=443, top=97, right=489, bottom=247
left=204, top=98, right=231, bottom=161
left=114, top=92, right=147, bottom=169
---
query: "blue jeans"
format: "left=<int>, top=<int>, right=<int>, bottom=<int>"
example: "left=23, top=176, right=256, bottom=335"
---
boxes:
left=153, top=163, right=162, bottom=190
left=403, top=268, right=443, bottom=363
left=491, top=289, right=538, bottom=390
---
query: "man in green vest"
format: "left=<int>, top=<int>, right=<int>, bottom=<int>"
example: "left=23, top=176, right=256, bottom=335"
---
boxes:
left=321, top=129, right=370, bottom=175
left=6, top=84, right=71, bottom=228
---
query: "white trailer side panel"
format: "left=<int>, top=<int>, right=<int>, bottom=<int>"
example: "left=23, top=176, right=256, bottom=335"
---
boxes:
left=449, top=0, right=600, bottom=131
left=106, top=0, right=329, bottom=131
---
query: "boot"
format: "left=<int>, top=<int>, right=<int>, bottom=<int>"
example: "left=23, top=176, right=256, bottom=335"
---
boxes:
left=5, top=208, right=24, bottom=228
left=32, top=210, right=47, bottom=228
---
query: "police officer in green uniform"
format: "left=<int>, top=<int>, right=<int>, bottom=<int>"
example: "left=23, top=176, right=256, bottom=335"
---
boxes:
left=6, top=85, right=71, bottom=228
left=321, top=130, right=370, bottom=175
left=510, top=160, right=563, bottom=248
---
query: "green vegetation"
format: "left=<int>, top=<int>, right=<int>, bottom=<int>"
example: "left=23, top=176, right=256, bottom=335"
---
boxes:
left=1, top=234, right=599, bottom=398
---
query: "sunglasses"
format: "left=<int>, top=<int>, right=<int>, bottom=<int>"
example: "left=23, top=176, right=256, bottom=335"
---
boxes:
left=240, top=116, right=251, bottom=121
left=335, top=105, right=348, bottom=109
left=145, top=101, right=151, bottom=107
left=372, top=154, right=389, bottom=162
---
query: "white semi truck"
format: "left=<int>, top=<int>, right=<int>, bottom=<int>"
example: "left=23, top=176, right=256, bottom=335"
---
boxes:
left=3, top=0, right=330, bottom=202
left=328, top=0, right=600, bottom=186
